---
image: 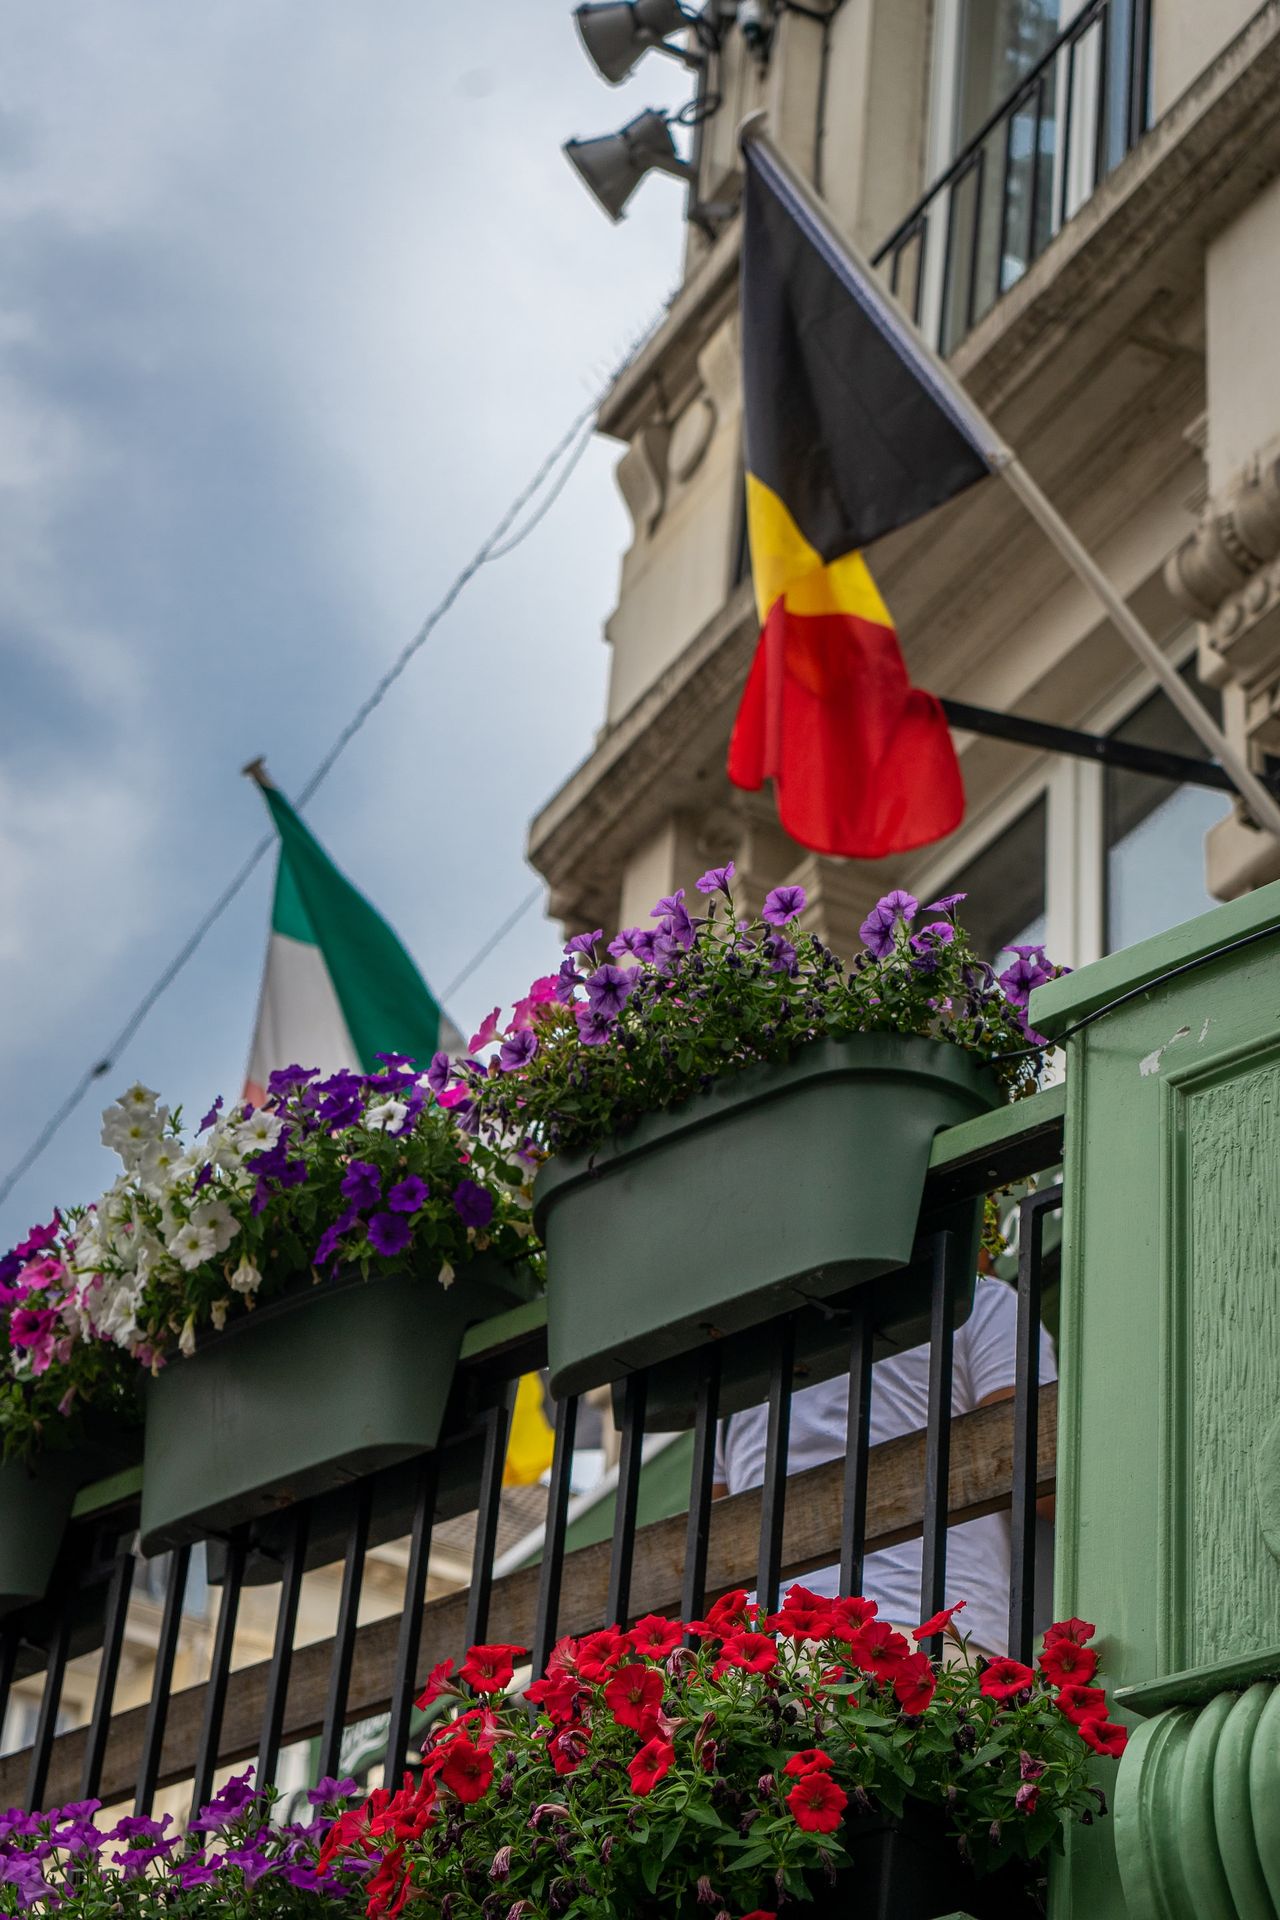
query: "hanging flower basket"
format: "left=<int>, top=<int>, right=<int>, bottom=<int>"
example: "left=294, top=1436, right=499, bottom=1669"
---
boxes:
left=805, top=1800, right=1035, bottom=1920
left=0, top=1450, right=85, bottom=1618
left=139, top=1255, right=533, bottom=1555
left=536, top=1033, right=997, bottom=1398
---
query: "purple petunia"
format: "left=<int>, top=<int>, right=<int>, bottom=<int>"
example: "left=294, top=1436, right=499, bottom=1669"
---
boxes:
left=426, top=1050, right=453, bottom=1094
left=607, top=927, right=644, bottom=959
left=340, top=1160, right=382, bottom=1209
left=584, top=963, right=637, bottom=1018
left=388, top=1176, right=428, bottom=1213
left=859, top=889, right=919, bottom=957
left=763, top=934, right=798, bottom=975
left=367, top=1211, right=414, bottom=1258
left=925, top=892, right=967, bottom=913
left=762, top=884, right=807, bottom=925
left=186, top=1772, right=257, bottom=1832
left=651, top=889, right=696, bottom=951
left=695, top=861, right=735, bottom=896
left=313, top=1204, right=359, bottom=1269
left=909, top=921, right=956, bottom=972
left=307, top=1775, right=359, bottom=1806
left=552, top=959, right=581, bottom=1004
left=197, top=1095, right=224, bottom=1132
left=499, top=1028, right=539, bottom=1072
left=998, top=946, right=1053, bottom=1008
left=563, top=930, right=603, bottom=959
left=575, top=1003, right=617, bottom=1046
left=453, top=1179, right=494, bottom=1231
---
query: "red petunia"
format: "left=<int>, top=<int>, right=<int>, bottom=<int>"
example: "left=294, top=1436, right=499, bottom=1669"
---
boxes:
left=892, top=1650, right=937, bottom=1715
left=786, top=1771, right=848, bottom=1834
left=979, top=1658, right=1036, bottom=1702
left=768, top=1600, right=834, bottom=1642
left=828, top=1596, right=878, bottom=1642
left=1044, top=1616, right=1095, bottom=1646
left=689, top=1590, right=755, bottom=1638
left=847, top=1621, right=912, bottom=1680
left=458, top=1643, right=526, bottom=1693
left=604, top=1663, right=665, bottom=1733
left=548, top=1725, right=589, bottom=1775
left=628, top=1614, right=684, bottom=1660
left=740, top=1913, right=777, bottom=1920
left=415, top=1657, right=455, bottom=1709
left=576, top=1627, right=630, bottom=1682
left=437, top=1737, right=494, bottom=1803
left=1078, top=1717, right=1128, bottom=1758
left=628, top=1735, right=675, bottom=1795
left=782, top=1749, right=834, bottom=1778
left=914, top=1600, right=967, bottom=1641
left=1054, top=1684, right=1109, bottom=1727
left=525, top=1672, right=589, bottom=1726
left=1039, top=1639, right=1099, bottom=1688
left=712, top=1632, right=778, bottom=1677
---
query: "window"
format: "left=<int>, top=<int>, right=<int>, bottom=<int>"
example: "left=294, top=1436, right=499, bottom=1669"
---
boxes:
left=1104, top=678, right=1231, bottom=953
left=934, top=795, right=1048, bottom=968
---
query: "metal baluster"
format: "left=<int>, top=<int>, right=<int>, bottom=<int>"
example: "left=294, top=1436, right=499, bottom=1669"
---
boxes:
left=919, top=1232, right=959, bottom=1651
left=839, top=1300, right=876, bottom=1596
left=1129, top=0, right=1152, bottom=142
left=1093, top=0, right=1111, bottom=189
left=889, top=241, right=902, bottom=298
left=385, top=1452, right=439, bottom=1780
left=1059, top=29, right=1078, bottom=228
left=463, top=1379, right=517, bottom=1650
left=996, top=109, right=1017, bottom=297
left=258, top=1504, right=310, bottom=1785
left=135, top=1544, right=191, bottom=1815
left=964, top=146, right=987, bottom=333
left=317, top=1480, right=374, bottom=1783
left=0, top=1628, right=19, bottom=1749
left=190, top=1529, right=247, bottom=1818
left=1009, top=1186, right=1063, bottom=1664
left=531, top=1393, right=579, bottom=1678
left=81, top=1540, right=136, bottom=1799
left=938, top=177, right=960, bottom=355
left=911, top=216, right=928, bottom=327
left=681, top=1349, right=721, bottom=1627
left=607, top=1371, right=648, bottom=1629
left=1027, top=74, right=1047, bottom=264
left=757, top=1315, right=796, bottom=1614
left=25, top=1609, right=73, bottom=1810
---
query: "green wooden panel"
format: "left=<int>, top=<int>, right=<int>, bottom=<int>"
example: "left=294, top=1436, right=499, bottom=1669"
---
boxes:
left=1034, top=876, right=1280, bottom=1920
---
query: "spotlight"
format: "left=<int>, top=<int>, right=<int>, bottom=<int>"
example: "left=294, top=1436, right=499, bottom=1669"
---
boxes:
left=573, top=1, right=702, bottom=84
left=562, top=108, right=694, bottom=222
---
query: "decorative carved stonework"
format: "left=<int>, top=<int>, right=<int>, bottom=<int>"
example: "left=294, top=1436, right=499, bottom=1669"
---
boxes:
left=1164, top=435, right=1280, bottom=897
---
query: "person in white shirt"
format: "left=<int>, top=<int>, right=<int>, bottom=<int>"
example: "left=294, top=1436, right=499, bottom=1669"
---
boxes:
left=711, top=1274, right=1056, bottom=1657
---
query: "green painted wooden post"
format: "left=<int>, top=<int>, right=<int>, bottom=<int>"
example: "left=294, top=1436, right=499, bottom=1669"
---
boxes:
left=1030, top=877, right=1280, bottom=1920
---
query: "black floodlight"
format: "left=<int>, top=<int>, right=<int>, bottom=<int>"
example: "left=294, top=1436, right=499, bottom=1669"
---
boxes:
left=562, top=108, right=694, bottom=222
left=573, top=1, right=702, bottom=84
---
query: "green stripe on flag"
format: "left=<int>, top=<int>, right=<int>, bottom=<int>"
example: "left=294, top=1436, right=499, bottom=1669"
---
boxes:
left=259, top=785, right=443, bottom=1071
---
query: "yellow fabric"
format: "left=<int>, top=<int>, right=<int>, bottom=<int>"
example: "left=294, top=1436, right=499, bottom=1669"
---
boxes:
left=745, top=472, right=892, bottom=628
left=503, top=1372, right=556, bottom=1488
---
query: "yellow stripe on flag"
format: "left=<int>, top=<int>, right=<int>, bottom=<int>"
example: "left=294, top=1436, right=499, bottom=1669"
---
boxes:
left=503, top=1372, right=556, bottom=1487
left=745, top=473, right=892, bottom=628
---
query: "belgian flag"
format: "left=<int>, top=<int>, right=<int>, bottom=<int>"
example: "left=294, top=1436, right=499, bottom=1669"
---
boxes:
left=728, top=134, right=994, bottom=859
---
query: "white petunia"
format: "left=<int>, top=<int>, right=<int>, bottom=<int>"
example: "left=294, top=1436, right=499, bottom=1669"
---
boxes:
left=119, top=1082, right=159, bottom=1113
left=233, top=1110, right=284, bottom=1154
left=192, top=1201, right=239, bottom=1255
left=138, top=1136, right=186, bottom=1193
left=437, top=1260, right=455, bottom=1290
left=168, top=1222, right=218, bottom=1272
left=228, top=1255, right=262, bottom=1295
left=210, top=1298, right=230, bottom=1330
left=365, top=1098, right=408, bottom=1133
left=178, top=1315, right=197, bottom=1358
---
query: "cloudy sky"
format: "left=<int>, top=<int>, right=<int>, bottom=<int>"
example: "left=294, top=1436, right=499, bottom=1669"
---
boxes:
left=0, top=4, right=690, bottom=1238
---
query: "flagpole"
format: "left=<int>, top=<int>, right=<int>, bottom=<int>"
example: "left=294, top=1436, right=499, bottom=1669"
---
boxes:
left=740, top=116, right=1280, bottom=841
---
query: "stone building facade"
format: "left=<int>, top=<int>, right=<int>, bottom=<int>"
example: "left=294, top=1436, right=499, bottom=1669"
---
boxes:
left=531, top=0, right=1280, bottom=969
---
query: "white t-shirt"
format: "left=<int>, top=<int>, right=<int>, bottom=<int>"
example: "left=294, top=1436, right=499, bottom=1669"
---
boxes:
left=713, top=1276, right=1057, bottom=1657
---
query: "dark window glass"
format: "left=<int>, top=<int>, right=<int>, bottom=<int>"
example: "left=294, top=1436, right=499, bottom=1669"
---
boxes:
left=934, top=794, right=1047, bottom=968
left=1105, top=672, right=1231, bottom=953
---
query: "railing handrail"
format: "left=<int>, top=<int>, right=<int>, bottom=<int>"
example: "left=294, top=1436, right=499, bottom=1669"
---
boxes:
left=0, top=1385, right=1059, bottom=1811
left=872, top=0, right=1117, bottom=269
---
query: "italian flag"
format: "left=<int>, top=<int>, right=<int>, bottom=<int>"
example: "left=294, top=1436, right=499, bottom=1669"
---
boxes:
left=244, top=772, right=461, bottom=1104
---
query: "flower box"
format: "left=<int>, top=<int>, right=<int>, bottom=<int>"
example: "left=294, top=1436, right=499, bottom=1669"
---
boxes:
left=807, top=1801, right=1035, bottom=1920
left=535, top=1033, right=997, bottom=1400
left=139, top=1257, right=534, bottom=1555
left=0, top=1425, right=141, bottom=1618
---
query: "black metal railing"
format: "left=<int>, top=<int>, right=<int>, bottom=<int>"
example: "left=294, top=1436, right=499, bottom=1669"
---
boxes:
left=873, top=0, right=1153, bottom=352
left=0, top=1089, right=1065, bottom=1817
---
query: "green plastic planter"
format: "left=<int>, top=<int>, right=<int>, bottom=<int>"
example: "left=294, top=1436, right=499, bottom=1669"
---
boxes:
left=0, top=1422, right=141, bottom=1618
left=535, top=1034, right=999, bottom=1400
left=140, top=1257, right=535, bottom=1555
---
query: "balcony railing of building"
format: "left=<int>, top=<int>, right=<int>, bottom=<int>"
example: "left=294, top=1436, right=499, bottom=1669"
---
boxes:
left=0, top=1087, right=1064, bottom=1820
left=872, top=0, right=1153, bottom=353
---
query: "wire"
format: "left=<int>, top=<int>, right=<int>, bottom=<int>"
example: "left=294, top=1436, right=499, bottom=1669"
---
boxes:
left=0, top=299, right=675, bottom=1213
left=989, top=917, right=1280, bottom=1063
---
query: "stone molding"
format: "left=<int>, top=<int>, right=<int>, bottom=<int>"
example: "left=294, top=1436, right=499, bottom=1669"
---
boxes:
left=1115, top=1676, right=1280, bottom=1917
